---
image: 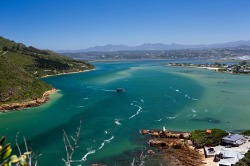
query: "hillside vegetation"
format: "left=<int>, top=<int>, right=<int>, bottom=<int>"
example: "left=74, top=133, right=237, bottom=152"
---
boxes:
left=0, top=36, right=94, bottom=106
left=190, top=128, right=228, bottom=147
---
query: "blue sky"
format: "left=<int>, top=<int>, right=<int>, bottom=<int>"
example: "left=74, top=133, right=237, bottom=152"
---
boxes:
left=1, top=0, right=250, bottom=50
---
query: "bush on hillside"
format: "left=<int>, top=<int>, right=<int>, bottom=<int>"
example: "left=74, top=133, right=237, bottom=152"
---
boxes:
left=241, top=130, right=250, bottom=136
left=190, top=128, right=228, bottom=148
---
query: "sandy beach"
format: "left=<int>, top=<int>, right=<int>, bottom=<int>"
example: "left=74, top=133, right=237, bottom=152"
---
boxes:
left=41, top=69, right=95, bottom=78
left=195, top=66, right=220, bottom=71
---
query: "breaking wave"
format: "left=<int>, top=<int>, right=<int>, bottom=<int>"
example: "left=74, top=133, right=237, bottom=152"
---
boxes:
left=166, top=115, right=177, bottom=119
left=185, top=94, right=198, bottom=100
left=81, top=149, right=96, bottom=162
left=128, top=100, right=144, bottom=119
left=98, top=136, right=114, bottom=150
left=80, top=97, right=89, bottom=101
left=82, top=136, right=115, bottom=162
left=114, top=119, right=122, bottom=125
left=129, top=105, right=142, bottom=119
left=155, top=118, right=163, bottom=122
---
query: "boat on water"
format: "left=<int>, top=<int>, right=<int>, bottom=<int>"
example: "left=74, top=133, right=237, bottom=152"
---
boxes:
left=116, top=88, right=125, bottom=92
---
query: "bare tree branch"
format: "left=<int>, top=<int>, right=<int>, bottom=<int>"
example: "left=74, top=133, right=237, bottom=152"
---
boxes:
left=31, top=149, right=42, bottom=166
left=62, top=118, right=82, bottom=166
left=13, top=133, right=41, bottom=166
left=15, top=132, right=22, bottom=156
left=23, top=136, right=32, bottom=166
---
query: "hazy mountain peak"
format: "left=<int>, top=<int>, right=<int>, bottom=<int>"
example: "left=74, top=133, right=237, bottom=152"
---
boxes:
left=56, top=40, right=250, bottom=53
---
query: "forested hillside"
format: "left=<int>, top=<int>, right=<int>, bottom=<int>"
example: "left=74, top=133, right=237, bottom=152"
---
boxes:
left=0, top=36, right=94, bottom=107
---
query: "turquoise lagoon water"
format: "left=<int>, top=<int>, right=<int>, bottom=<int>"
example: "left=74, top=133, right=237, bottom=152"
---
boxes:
left=1, top=60, right=250, bottom=165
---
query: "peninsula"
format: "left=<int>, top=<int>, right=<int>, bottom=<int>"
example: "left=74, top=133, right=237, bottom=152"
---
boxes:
left=0, top=36, right=95, bottom=111
left=140, top=128, right=250, bottom=166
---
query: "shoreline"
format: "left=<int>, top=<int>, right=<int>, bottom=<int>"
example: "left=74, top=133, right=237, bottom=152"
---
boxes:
left=40, top=69, right=95, bottom=78
left=193, top=66, right=220, bottom=71
left=168, top=62, right=250, bottom=75
left=140, top=129, right=204, bottom=165
left=0, top=88, right=57, bottom=112
left=0, top=69, right=95, bottom=112
left=168, top=64, right=221, bottom=71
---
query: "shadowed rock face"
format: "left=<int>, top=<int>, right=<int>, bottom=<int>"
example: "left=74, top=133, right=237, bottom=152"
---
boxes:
left=192, top=117, right=221, bottom=124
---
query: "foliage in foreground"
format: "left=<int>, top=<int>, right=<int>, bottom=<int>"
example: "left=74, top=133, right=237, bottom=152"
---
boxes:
left=190, top=128, right=228, bottom=147
left=0, top=135, right=36, bottom=166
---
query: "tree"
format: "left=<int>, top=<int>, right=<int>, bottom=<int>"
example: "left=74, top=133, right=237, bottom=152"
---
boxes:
left=240, top=60, right=247, bottom=66
left=2, top=46, right=8, bottom=51
left=62, top=119, right=82, bottom=166
left=214, top=62, right=222, bottom=67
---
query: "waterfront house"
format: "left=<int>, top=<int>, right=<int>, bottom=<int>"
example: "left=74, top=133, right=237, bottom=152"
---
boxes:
left=221, top=134, right=244, bottom=146
left=218, top=150, right=244, bottom=166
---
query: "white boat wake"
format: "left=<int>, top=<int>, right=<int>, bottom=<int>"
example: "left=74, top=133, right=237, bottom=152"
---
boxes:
left=98, top=136, right=114, bottom=150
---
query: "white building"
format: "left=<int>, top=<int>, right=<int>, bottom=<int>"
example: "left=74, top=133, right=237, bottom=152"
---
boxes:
left=221, top=134, right=244, bottom=146
left=218, top=150, right=245, bottom=166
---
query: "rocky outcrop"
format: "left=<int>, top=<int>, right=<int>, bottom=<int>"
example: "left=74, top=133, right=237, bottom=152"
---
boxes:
left=140, top=129, right=190, bottom=139
left=148, top=139, right=187, bottom=149
left=0, top=89, right=57, bottom=112
left=148, top=140, right=168, bottom=147
left=141, top=128, right=203, bottom=166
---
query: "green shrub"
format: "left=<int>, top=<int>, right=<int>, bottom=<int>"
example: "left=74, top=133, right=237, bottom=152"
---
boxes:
left=190, top=128, right=228, bottom=147
left=241, top=130, right=250, bottom=136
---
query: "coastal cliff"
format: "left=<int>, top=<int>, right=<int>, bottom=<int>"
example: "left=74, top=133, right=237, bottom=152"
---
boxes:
left=0, top=36, right=94, bottom=111
left=0, top=89, right=57, bottom=112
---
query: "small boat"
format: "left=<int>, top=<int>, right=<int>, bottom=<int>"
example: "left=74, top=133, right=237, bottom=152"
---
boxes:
left=116, top=88, right=125, bottom=92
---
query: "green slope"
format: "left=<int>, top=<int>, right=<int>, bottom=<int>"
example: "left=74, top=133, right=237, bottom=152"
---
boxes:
left=0, top=36, right=94, bottom=106
left=0, top=36, right=95, bottom=78
left=0, top=56, right=52, bottom=104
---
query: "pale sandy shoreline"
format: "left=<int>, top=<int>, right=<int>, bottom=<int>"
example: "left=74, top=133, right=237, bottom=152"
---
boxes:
left=194, top=66, right=220, bottom=71
left=169, top=64, right=221, bottom=71
left=41, top=69, right=95, bottom=78
left=0, top=89, right=57, bottom=112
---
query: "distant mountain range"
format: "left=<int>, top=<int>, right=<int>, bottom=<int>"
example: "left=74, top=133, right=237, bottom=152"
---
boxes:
left=57, top=40, right=250, bottom=53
